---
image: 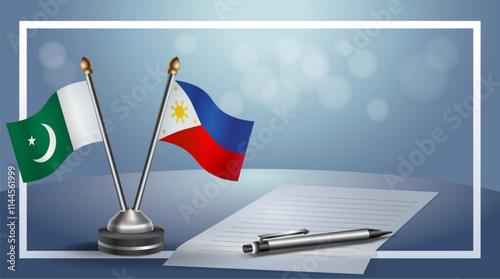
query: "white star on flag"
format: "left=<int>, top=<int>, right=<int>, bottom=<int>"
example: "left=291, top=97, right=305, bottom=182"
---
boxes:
left=28, top=136, right=36, bottom=146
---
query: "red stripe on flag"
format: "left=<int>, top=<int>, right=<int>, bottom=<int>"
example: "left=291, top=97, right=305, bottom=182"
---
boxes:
left=159, top=126, right=245, bottom=181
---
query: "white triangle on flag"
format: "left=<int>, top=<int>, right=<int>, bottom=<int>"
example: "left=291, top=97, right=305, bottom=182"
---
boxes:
left=159, top=81, right=201, bottom=139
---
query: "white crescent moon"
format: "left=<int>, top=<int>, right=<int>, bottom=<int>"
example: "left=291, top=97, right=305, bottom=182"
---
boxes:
left=33, top=123, right=57, bottom=163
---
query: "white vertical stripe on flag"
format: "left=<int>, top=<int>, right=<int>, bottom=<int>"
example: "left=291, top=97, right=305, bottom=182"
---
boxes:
left=57, top=81, right=102, bottom=151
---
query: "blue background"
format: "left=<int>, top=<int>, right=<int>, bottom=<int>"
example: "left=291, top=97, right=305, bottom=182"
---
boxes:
left=2, top=0, right=493, bottom=191
left=22, top=28, right=473, bottom=187
left=1, top=0, right=499, bottom=278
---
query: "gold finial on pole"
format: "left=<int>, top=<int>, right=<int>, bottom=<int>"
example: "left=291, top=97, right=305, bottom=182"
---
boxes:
left=168, top=57, right=181, bottom=76
left=80, top=57, right=93, bottom=75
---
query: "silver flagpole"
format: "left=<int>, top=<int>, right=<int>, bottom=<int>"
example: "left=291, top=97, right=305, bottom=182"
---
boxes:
left=133, top=57, right=180, bottom=211
left=80, top=57, right=127, bottom=211
left=86, top=57, right=167, bottom=256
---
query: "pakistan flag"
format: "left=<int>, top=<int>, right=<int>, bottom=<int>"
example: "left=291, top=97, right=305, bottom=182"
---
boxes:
left=7, top=81, right=102, bottom=182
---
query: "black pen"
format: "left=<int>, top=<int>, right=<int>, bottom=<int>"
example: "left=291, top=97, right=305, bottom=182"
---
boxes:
left=242, top=228, right=392, bottom=254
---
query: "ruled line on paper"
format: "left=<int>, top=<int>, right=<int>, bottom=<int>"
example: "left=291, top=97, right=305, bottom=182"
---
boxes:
left=273, top=198, right=414, bottom=208
left=242, top=217, right=391, bottom=226
left=196, top=249, right=236, bottom=253
left=258, top=208, right=403, bottom=217
left=266, top=203, right=409, bottom=212
left=280, top=194, right=421, bottom=203
left=247, top=215, right=397, bottom=221
left=211, top=240, right=250, bottom=243
left=237, top=221, right=363, bottom=229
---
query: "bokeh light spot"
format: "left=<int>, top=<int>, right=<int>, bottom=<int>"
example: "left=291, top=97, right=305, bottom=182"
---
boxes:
left=366, top=98, right=389, bottom=121
left=175, top=33, right=198, bottom=55
left=400, top=53, right=449, bottom=102
left=317, top=75, right=352, bottom=110
left=39, top=41, right=67, bottom=70
left=231, top=44, right=259, bottom=72
left=348, top=50, right=378, bottom=79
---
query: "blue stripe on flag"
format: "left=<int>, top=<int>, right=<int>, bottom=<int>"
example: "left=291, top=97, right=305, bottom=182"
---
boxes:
left=177, top=81, right=254, bottom=154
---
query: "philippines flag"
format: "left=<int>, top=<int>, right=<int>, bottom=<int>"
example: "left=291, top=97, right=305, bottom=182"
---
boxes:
left=158, top=81, right=254, bottom=181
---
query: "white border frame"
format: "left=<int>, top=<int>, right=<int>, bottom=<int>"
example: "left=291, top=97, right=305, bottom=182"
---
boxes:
left=18, top=21, right=481, bottom=259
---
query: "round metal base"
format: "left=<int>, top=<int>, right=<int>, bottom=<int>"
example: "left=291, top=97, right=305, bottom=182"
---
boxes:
left=98, top=226, right=164, bottom=256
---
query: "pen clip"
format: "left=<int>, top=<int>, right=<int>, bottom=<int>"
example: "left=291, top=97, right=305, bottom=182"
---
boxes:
left=257, top=229, right=309, bottom=243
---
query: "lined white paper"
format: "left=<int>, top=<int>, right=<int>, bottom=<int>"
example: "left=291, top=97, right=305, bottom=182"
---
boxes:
left=165, top=184, right=438, bottom=274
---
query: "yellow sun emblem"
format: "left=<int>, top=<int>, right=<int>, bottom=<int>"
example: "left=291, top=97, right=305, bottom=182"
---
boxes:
left=171, top=100, right=189, bottom=124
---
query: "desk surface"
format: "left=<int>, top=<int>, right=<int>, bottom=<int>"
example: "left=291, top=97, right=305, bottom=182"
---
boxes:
left=5, top=169, right=500, bottom=278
